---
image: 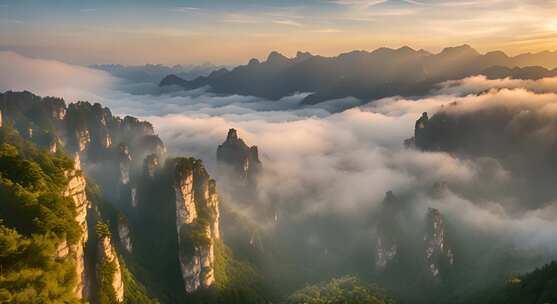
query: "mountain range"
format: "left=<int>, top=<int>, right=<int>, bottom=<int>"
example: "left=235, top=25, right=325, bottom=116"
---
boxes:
left=160, top=45, right=557, bottom=105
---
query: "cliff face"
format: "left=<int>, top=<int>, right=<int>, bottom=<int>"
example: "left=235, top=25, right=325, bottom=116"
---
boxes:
left=97, top=230, right=125, bottom=302
left=62, top=154, right=91, bottom=299
left=424, top=208, right=454, bottom=278
left=217, top=128, right=261, bottom=190
left=173, top=158, right=221, bottom=294
left=374, top=191, right=454, bottom=279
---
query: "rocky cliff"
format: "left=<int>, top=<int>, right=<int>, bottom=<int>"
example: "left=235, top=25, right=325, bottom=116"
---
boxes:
left=173, top=158, right=221, bottom=293
left=62, top=154, right=91, bottom=299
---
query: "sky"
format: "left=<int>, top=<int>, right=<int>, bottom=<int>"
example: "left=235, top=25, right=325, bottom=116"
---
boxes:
left=1, top=0, right=557, bottom=65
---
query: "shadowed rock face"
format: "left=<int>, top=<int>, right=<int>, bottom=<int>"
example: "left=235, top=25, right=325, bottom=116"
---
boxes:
left=217, top=128, right=261, bottom=191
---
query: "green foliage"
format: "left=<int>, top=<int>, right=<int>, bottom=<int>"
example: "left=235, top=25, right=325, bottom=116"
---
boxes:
left=286, top=276, right=395, bottom=304
left=97, top=258, right=118, bottom=304
left=96, top=222, right=111, bottom=239
left=121, top=260, right=160, bottom=304
left=0, top=224, right=80, bottom=304
left=212, top=240, right=268, bottom=304
left=0, top=129, right=81, bottom=303
left=474, top=261, right=557, bottom=304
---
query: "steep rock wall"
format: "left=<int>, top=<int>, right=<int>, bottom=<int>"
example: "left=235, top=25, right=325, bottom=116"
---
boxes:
left=173, top=158, right=220, bottom=294
left=62, top=154, right=90, bottom=299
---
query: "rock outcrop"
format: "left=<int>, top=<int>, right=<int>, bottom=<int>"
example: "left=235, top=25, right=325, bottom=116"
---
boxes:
left=118, top=216, right=133, bottom=254
left=62, top=154, right=90, bottom=299
left=217, top=128, right=261, bottom=189
left=405, top=112, right=429, bottom=149
left=374, top=191, right=454, bottom=279
left=414, top=112, right=429, bottom=149
left=173, top=158, right=220, bottom=294
left=375, top=191, right=402, bottom=270
left=424, top=208, right=454, bottom=278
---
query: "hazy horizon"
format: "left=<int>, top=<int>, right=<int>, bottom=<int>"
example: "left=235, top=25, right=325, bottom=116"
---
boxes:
left=1, top=0, right=557, bottom=65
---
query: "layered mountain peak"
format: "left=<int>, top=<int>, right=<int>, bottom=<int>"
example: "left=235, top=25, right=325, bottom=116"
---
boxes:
left=439, top=44, right=479, bottom=57
left=294, top=51, right=313, bottom=62
left=159, top=74, right=188, bottom=87
left=266, top=51, right=290, bottom=65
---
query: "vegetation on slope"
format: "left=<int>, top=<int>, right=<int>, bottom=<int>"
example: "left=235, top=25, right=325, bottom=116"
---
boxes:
left=473, top=261, right=557, bottom=304
left=0, top=127, right=80, bottom=303
left=286, top=276, right=395, bottom=304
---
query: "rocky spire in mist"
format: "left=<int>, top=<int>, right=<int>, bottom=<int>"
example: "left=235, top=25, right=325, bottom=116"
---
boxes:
left=217, top=128, right=262, bottom=190
left=375, top=191, right=402, bottom=270
left=425, top=208, right=454, bottom=278
left=173, top=158, right=220, bottom=294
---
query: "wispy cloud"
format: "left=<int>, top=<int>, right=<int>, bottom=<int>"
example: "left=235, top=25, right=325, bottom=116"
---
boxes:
left=171, top=6, right=202, bottom=13
left=79, top=8, right=97, bottom=13
left=331, top=0, right=388, bottom=7
left=272, top=19, right=303, bottom=27
left=402, top=0, right=426, bottom=5
left=310, top=28, right=343, bottom=33
left=222, top=14, right=259, bottom=24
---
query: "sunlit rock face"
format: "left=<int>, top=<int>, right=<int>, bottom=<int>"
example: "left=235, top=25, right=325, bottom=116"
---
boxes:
left=97, top=233, right=125, bottom=302
left=47, top=135, right=59, bottom=153
left=217, top=128, right=261, bottom=190
left=62, top=154, right=90, bottom=299
left=173, top=158, right=220, bottom=294
left=76, top=128, right=91, bottom=152
left=424, top=208, right=454, bottom=278
left=375, top=191, right=402, bottom=270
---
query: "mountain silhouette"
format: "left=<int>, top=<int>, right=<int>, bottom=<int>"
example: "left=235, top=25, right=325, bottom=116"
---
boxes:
left=160, top=45, right=557, bottom=105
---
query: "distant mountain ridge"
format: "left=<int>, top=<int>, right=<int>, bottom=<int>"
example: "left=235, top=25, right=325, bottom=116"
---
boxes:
left=91, top=63, right=226, bottom=84
left=159, top=45, right=557, bottom=105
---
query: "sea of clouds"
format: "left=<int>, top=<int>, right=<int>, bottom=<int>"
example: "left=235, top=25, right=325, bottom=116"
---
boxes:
left=2, top=51, right=557, bottom=265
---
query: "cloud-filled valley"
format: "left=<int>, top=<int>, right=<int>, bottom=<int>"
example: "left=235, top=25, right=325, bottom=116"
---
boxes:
left=4, top=51, right=557, bottom=302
